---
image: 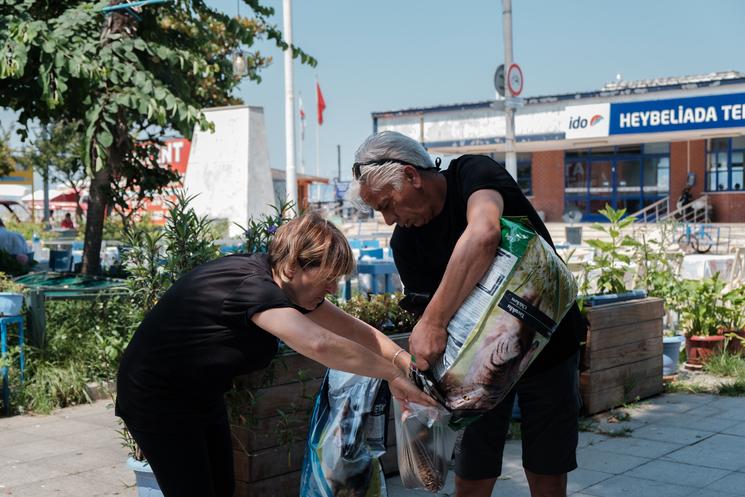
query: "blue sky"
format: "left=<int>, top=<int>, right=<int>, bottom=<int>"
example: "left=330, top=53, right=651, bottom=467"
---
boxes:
left=3, top=0, right=745, bottom=183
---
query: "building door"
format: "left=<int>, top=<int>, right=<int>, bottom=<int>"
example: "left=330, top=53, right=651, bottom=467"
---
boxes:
left=565, top=144, right=669, bottom=221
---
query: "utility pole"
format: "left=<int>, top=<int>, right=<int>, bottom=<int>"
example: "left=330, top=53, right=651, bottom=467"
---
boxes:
left=502, top=0, right=517, bottom=180
left=282, top=0, right=298, bottom=211
left=336, top=144, right=341, bottom=181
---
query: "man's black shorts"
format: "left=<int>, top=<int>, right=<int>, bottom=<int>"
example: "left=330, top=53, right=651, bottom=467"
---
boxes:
left=454, top=352, right=580, bottom=479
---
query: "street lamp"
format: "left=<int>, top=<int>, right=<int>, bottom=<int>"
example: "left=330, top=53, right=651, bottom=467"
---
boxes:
left=231, top=49, right=247, bottom=78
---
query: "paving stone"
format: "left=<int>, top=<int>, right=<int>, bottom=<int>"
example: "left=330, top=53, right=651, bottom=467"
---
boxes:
left=0, top=428, right=47, bottom=447
left=705, top=471, right=745, bottom=496
left=56, top=426, right=122, bottom=450
left=720, top=422, right=745, bottom=437
left=0, top=438, right=78, bottom=465
left=630, top=424, right=714, bottom=445
left=664, top=443, right=744, bottom=472
left=2, top=472, right=118, bottom=497
left=716, top=408, right=745, bottom=422
left=625, top=459, right=729, bottom=488
left=646, top=412, right=739, bottom=433
left=578, top=430, right=612, bottom=448
left=681, top=490, right=745, bottom=497
left=582, top=475, right=693, bottom=497
left=577, top=447, right=650, bottom=474
left=0, top=460, right=66, bottom=489
left=587, top=436, right=683, bottom=459
left=567, top=468, right=613, bottom=493
left=15, top=418, right=102, bottom=438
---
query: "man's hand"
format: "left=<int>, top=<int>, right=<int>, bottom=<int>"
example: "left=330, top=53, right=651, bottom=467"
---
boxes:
left=408, top=318, right=447, bottom=371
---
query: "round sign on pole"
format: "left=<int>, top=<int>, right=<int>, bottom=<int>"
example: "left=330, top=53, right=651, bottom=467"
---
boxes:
left=507, top=63, right=524, bottom=96
left=494, top=64, right=505, bottom=97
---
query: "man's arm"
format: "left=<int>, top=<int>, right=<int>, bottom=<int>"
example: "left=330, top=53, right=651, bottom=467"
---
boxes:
left=409, top=188, right=504, bottom=369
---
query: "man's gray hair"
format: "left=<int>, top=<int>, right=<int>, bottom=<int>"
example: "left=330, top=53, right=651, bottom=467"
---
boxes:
left=348, top=131, right=436, bottom=208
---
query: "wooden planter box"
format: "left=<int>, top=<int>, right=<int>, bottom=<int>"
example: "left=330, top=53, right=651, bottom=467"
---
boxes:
left=580, top=297, right=664, bottom=415
left=230, top=334, right=408, bottom=497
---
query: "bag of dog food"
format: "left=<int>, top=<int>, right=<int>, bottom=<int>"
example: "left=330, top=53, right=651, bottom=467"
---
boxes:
left=431, top=217, right=577, bottom=415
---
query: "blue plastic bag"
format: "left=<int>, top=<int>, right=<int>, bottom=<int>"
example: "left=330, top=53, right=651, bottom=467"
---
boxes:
left=300, top=369, right=389, bottom=497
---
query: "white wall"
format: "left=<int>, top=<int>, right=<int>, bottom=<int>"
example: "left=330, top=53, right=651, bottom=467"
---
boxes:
left=183, top=106, right=275, bottom=237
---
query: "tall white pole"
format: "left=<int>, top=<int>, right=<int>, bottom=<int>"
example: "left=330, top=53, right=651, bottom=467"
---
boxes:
left=502, top=0, right=517, bottom=180
left=283, top=0, right=298, bottom=211
left=316, top=113, right=320, bottom=202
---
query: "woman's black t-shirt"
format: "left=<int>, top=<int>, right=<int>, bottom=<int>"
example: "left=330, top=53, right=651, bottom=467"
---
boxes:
left=115, top=253, right=297, bottom=430
left=390, top=154, right=586, bottom=377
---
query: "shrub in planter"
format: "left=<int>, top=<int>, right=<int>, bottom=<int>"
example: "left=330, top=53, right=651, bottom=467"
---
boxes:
left=578, top=206, right=664, bottom=414
left=674, top=275, right=735, bottom=368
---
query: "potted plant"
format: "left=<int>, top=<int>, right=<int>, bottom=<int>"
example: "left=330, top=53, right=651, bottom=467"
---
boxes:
left=720, top=284, right=745, bottom=356
left=633, top=221, right=685, bottom=376
left=117, top=422, right=163, bottom=497
left=578, top=205, right=665, bottom=415
left=674, top=274, right=731, bottom=369
left=0, top=272, right=26, bottom=316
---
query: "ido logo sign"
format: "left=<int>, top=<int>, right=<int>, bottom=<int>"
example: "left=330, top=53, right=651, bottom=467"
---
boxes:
left=564, top=103, right=611, bottom=139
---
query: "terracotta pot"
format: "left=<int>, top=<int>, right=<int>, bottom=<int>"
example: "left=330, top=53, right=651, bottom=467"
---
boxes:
left=685, top=335, right=726, bottom=368
left=725, top=329, right=745, bottom=355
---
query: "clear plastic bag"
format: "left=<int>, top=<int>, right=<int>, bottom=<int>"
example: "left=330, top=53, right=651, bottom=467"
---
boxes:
left=300, top=370, right=389, bottom=497
left=393, top=399, right=457, bottom=492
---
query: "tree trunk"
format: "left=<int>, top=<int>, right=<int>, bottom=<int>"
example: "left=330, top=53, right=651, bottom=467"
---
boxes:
left=81, top=166, right=111, bottom=274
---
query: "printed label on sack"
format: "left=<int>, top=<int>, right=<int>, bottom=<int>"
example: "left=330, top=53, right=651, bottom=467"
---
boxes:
left=497, top=290, right=557, bottom=338
left=433, top=248, right=518, bottom=378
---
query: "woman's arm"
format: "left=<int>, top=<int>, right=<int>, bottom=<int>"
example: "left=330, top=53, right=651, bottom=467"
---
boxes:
left=305, top=300, right=412, bottom=371
left=251, top=307, right=435, bottom=406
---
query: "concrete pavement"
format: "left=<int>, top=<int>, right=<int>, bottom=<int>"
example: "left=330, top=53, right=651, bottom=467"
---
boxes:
left=1, top=393, right=744, bottom=497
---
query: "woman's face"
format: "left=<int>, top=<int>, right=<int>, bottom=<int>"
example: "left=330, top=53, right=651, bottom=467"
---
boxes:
left=282, top=265, right=340, bottom=311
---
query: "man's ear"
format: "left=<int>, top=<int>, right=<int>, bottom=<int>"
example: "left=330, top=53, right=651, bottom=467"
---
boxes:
left=403, top=165, right=422, bottom=187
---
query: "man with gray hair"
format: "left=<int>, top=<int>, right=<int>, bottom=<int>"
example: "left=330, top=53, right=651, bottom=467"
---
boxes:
left=350, top=130, right=586, bottom=497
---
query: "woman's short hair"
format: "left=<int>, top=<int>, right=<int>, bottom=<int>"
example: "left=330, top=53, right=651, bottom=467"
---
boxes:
left=269, top=211, right=355, bottom=282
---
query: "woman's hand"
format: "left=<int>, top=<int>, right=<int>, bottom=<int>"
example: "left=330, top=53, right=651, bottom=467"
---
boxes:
left=389, top=375, right=439, bottom=407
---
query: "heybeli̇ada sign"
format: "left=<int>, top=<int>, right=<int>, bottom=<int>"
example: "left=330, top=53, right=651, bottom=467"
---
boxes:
left=564, top=92, right=745, bottom=139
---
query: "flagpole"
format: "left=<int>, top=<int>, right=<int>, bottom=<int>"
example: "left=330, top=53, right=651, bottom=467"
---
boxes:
left=315, top=113, right=320, bottom=202
left=298, top=92, right=304, bottom=174
left=282, top=0, right=298, bottom=212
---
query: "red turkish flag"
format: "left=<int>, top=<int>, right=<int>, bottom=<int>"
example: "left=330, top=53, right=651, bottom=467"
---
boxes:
left=316, top=82, right=326, bottom=125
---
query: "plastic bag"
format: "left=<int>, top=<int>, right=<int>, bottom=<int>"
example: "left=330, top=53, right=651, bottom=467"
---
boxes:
left=300, top=369, right=389, bottom=497
left=393, top=399, right=457, bottom=492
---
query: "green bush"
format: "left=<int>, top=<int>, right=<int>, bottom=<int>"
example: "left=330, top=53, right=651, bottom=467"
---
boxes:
left=336, top=292, right=416, bottom=335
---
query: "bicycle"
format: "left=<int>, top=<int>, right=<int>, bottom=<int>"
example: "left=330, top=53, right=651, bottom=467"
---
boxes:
left=677, top=223, right=714, bottom=254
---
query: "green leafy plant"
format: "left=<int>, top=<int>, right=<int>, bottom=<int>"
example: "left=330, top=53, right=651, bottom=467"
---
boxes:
left=581, top=205, right=639, bottom=296
left=336, top=292, right=417, bottom=335
left=675, top=274, right=731, bottom=337
left=0, top=271, right=25, bottom=293
left=238, top=201, right=294, bottom=254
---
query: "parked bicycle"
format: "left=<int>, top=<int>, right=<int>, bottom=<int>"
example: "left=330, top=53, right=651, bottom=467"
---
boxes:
left=677, top=223, right=714, bottom=254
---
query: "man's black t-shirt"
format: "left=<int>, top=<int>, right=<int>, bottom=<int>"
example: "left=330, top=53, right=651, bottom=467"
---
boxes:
left=391, top=154, right=586, bottom=377
left=116, top=253, right=297, bottom=431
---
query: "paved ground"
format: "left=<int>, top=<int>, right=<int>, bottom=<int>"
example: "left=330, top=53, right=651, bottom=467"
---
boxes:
left=1, top=393, right=744, bottom=497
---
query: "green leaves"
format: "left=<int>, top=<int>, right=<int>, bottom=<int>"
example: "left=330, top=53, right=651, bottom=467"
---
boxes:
left=581, top=204, right=639, bottom=296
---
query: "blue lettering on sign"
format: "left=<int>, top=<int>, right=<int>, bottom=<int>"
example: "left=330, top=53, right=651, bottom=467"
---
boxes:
left=609, top=92, right=745, bottom=135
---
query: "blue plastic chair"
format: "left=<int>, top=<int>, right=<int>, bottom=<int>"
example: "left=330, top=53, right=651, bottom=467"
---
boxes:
left=360, top=247, right=384, bottom=259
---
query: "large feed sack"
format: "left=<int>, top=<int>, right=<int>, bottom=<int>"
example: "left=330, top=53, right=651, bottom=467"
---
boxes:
left=430, top=217, right=578, bottom=414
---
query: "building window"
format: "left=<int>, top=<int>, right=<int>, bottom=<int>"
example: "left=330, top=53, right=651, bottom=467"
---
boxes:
left=491, top=153, right=532, bottom=195
left=564, top=143, right=670, bottom=221
left=707, top=137, right=745, bottom=191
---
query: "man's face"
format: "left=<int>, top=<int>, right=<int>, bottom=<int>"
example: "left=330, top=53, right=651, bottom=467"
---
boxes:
left=359, top=170, right=435, bottom=228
